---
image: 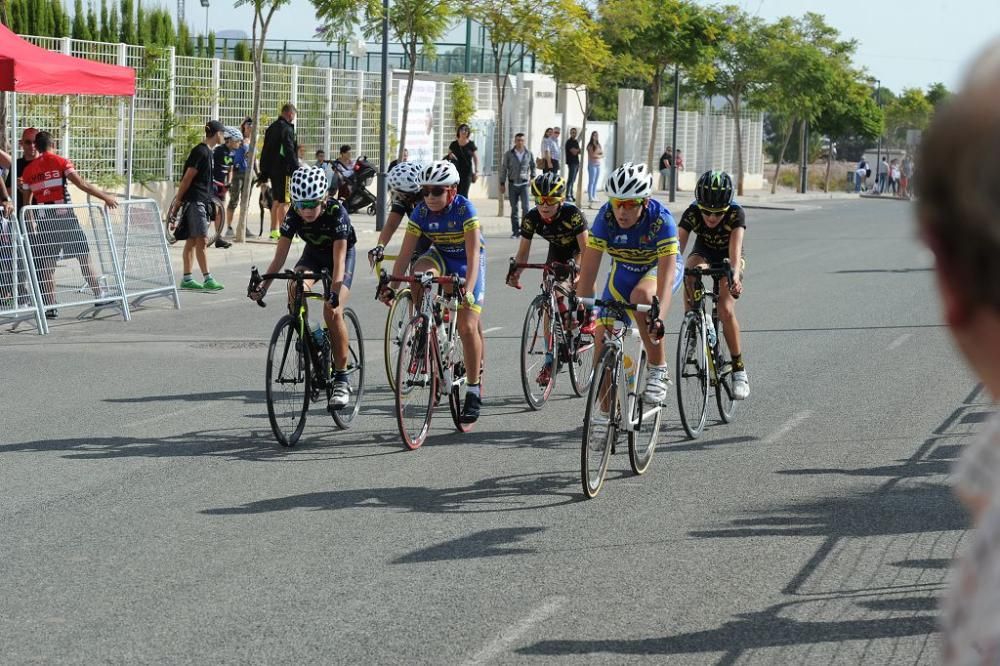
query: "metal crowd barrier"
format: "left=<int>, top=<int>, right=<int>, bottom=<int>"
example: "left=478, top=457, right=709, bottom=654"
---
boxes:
left=108, top=198, right=179, bottom=309
left=0, top=210, right=47, bottom=334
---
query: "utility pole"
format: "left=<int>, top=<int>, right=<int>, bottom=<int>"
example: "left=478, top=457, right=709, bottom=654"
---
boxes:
left=376, top=0, right=388, bottom=231
left=874, top=78, right=882, bottom=193
left=669, top=64, right=679, bottom=203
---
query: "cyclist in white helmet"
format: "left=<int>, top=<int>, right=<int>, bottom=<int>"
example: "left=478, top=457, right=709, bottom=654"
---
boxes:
left=250, top=166, right=358, bottom=410
left=367, top=160, right=430, bottom=269
left=576, top=162, right=684, bottom=404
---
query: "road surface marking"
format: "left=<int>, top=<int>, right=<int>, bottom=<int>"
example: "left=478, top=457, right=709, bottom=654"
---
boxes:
left=887, top=333, right=912, bottom=350
left=764, top=410, right=814, bottom=444
left=483, top=326, right=504, bottom=335
left=462, top=596, right=566, bottom=665
left=124, top=404, right=214, bottom=430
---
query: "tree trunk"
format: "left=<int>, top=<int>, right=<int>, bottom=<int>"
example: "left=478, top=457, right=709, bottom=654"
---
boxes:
left=235, top=9, right=270, bottom=243
left=770, top=118, right=796, bottom=195
left=573, top=86, right=587, bottom=204
left=731, top=96, right=745, bottom=196
left=823, top=148, right=832, bottom=193
left=397, top=38, right=417, bottom=162
left=645, top=68, right=662, bottom=173
left=494, top=48, right=505, bottom=217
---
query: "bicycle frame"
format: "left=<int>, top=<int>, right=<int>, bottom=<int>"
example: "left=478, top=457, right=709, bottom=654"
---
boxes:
left=509, top=259, right=578, bottom=361
left=684, top=263, right=734, bottom=394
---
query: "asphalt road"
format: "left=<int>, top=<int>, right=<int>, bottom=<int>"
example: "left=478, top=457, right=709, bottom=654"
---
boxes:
left=0, top=198, right=988, bottom=664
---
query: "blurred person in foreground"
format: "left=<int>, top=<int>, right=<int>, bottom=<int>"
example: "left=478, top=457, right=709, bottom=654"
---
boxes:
left=921, top=39, right=1000, bottom=665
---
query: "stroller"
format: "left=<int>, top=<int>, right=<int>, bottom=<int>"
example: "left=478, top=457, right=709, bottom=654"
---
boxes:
left=338, top=156, right=378, bottom=216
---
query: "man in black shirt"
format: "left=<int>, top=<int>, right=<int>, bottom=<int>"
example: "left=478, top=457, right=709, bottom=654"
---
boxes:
left=260, top=103, right=300, bottom=239
left=168, top=120, right=226, bottom=291
left=564, top=128, right=581, bottom=202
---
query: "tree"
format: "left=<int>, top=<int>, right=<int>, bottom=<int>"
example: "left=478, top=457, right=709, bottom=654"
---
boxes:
left=107, top=1, right=118, bottom=42
left=813, top=71, right=882, bottom=191
left=925, top=81, right=951, bottom=109
left=86, top=2, right=99, bottom=39
left=451, top=77, right=476, bottom=128
left=207, top=30, right=215, bottom=57
left=71, top=0, right=89, bottom=39
left=99, top=0, right=109, bottom=41
left=233, top=39, right=251, bottom=61
left=883, top=87, right=933, bottom=146
left=51, top=0, right=68, bottom=36
left=119, top=0, right=134, bottom=43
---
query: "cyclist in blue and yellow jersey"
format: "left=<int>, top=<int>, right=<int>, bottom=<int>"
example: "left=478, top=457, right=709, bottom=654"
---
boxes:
left=249, top=166, right=357, bottom=410
left=678, top=170, right=749, bottom=399
left=576, top=162, right=684, bottom=405
left=380, top=160, right=486, bottom=423
left=367, top=161, right=431, bottom=269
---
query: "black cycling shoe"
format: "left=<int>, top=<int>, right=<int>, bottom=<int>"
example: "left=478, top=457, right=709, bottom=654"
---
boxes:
left=214, top=238, right=232, bottom=249
left=460, top=392, right=482, bottom=424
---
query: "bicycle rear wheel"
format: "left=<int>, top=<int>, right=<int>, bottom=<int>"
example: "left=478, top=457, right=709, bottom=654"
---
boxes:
left=448, top=325, right=481, bottom=432
left=332, top=308, right=366, bottom=429
left=568, top=322, right=595, bottom=397
left=629, top=352, right=662, bottom=475
left=715, top=319, right=737, bottom=423
left=676, top=311, right=709, bottom=439
left=395, top=315, right=435, bottom=450
left=581, top=346, right=618, bottom=499
left=265, top=315, right=310, bottom=447
left=519, top=295, right=556, bottom=410
left=383, top=288, right=413, bottom=392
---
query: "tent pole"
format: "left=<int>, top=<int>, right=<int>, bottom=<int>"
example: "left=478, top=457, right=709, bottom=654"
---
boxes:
left=126, top=95, right=136, bottom=199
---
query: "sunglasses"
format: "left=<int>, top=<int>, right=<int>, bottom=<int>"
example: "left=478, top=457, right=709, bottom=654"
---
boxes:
left=534, top=196, right=563, bottom=206
left=698, top=205, right=730, bottom=216
left=294, top=199, right=322, bottom=210
left=609, top=197, right=646, bottom=210
left=421, top=186, right=448, bottom=197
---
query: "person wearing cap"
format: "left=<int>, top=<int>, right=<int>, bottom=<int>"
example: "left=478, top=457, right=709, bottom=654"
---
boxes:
left=167, top=120, right=226, bottom=291
left=0, top=128, right=39, bottom=310
left=226, top=116, right=254, bottom=237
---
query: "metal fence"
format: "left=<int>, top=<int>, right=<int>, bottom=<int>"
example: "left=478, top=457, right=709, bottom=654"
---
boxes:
left=639, top=104, right=765, bottom=177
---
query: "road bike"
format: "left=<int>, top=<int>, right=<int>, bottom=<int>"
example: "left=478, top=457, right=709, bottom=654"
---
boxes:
left=506, top=258, right=594, bottom=409
left=371, top=251, right=413, bottom=392
left=675, top=260, right=738, bottom=439
left=377, top=269, right=482, bottom=450
left=248, top=267, right=365, bottom=446
left=579, top=296, right=664, bottom=499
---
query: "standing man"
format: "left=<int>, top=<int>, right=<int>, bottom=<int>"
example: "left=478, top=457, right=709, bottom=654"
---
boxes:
left=544, top=127, right=562, bottom=175
left=498, top=132, right=536, bottom=238
left=877, top=155, right=889, bottom=194
left=901, top=153, right=914, bottom=199
left=226, top=117, right=252, bottom=237
left=168, top=120, right=226, bottom=291
left=260, top=103, right=300, bottom=240
left=564, top=128, right=581, bottom=201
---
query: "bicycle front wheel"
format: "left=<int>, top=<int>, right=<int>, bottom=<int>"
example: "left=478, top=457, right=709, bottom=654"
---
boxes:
left=395, top=315, right=436, bottom=450
left=676, top=311, right=709, bottom=439
left=581, top=346, right=618, bottom=499
left=332, top=308, right=366, bottom=429
left=568, top=320, right=595, bottom=397
left=715, top=319, right=737, bottom=423
left=383, top=288, right=413, bottom=391
left=519, top=294, right=556, bottom=410
left=265, top=315, right=310, bottom=447
left=447, top=324, right=481, bottom=432
left=628, top=352, right=662, bottom=475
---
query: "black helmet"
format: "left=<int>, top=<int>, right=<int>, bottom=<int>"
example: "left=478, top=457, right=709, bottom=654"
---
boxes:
left=530, top=172, right=567, bottom=199
left=695, top=170, right=734, bottom=211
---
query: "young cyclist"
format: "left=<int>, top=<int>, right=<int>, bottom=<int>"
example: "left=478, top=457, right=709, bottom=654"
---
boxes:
left=576, top=162, right=684, bottom=405
left=249, top=166, right=357, bottom=410
left=379, top=160, right=486, bottom=423
left=678, top=170, right=749, bottom=399
left=367, top=160, right=430, bottom=269
left=208, top=127, right=241, bottom=249
left=506, top=172, right=589, bottom=385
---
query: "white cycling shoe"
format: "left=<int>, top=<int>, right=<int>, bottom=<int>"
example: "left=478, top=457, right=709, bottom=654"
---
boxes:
left=732, top=370, right=750, bottom=400
left=641, top=366, right=671, bottom=404
left=328, top=380, right=351, bottom=410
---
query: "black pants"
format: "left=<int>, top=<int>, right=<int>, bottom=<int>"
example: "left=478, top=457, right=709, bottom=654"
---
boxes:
left=457, top=176, right=471, bottom=198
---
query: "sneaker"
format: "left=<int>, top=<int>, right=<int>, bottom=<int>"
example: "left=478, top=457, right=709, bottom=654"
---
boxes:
left=580, top=315, right=597, bottom=336
left=202, top=277, right=225, bottom=291
left=180, top=278, right=204, bottom=290
left=641, top=366, right=671, bottom=404
left=328, top=380, right=351, bottom=410
left=536, top=364, right=552, bottom=387
left=45, top=308, right=59, bottom=319
left=732, top=370, right=750, bottom=400
left=269, top=230, right=281, bottom=240
left=95, top=288, right=112, bottom=306
left=510, top=232, right=520, bottom=239
left=225, top=227, right=235, bottom=238
left=460, top=391, right=482, bottom=424
left=214, top=238, right=232, bottom=249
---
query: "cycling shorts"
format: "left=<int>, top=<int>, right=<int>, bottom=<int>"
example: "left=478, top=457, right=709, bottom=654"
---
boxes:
left=269, top=173, right=292, bottom=204
left=688, top=246, right=746, bottom=279
left=295, top=245, right=356, bottom=291
left=598, top=256, right=684, bottom=327
left=415, top=245, right=485, bottom=314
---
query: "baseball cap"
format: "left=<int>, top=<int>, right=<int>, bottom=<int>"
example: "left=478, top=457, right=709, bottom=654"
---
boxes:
left=21, top=127, right=38, bottom=141
left=206, top=120, right=225, bottom=134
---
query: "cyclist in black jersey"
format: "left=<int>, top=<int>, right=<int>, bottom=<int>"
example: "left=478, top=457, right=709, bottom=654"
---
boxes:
left=250, top=166, right=357, bottom=409
left=368, top=161, right=432, bottom=268
left=678, top=170, right=749, bottom=400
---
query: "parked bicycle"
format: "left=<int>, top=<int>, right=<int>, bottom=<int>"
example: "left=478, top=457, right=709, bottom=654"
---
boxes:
left=248, top=267, right=365, bottom=446
left=675, top=260, right=739, bottom=439
left=506, top=258, right=594, bottom=409
left=579, top=296, right=664, bottom=499
left=376, top=269, right=482, bottom=450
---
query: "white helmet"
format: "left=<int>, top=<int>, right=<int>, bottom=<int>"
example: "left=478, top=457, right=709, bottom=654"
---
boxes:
left=387, top=161, right=424, bottom=194
left=290, top=166, right=328, bottom=202
left=223, top=126, right=242, bottom=142
left=420, top=160, right=460, bottom=187
left=606, top=162, right=653, bottom=199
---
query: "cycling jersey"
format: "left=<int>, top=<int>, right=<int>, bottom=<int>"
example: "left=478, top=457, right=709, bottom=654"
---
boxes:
left=21, top=152, right=74, bottom=205
left=520, top=203, right=587, bottom=249
left=405, top=195, right=483, bottom=260
left=587, top=198, right=679, bottom=271
left=280, top=198, right=357, bottom=252
left=212, top=145, right=233, bottom=198
left=678, top=202, right=746, bottom=260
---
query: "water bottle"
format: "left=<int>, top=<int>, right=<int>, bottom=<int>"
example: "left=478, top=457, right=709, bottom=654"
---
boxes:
left=623, top=354, right=636, bottom=390
left=706, top=317, right=718, bottom=348
left=314, top=327, right=330, bottom=367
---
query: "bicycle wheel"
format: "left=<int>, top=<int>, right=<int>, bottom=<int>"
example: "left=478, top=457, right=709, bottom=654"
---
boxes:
left=568, top=321, right=595, bottom=397
left=581, top=346, right=619, bottom=499
left=676, top=311, right=709, bottom=439
left=383, top=288, right=413, bottom=391
left=519, top=295, right=557, bottom=410
left=448, top=324, right=479, bottom=432
left=629, top=352, right=662, bottom=475
left=331, top=308, right=366, bottom=429
left=715, top=318, right=737, bottom=423
left=395, top=315, right=435, bottom=450
left=265, top=315, right=311, bottom=447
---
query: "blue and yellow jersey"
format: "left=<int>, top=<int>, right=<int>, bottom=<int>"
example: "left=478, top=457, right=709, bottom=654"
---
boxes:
left=406, top=195, right=484, bottom=260
left=587, top=198, right=679, bottom=273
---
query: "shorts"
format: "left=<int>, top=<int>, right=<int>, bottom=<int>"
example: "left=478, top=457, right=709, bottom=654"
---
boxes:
left=32, top=209, right=91, bottom=266
left=415, top=246, right=486, bottom=313
left=545, top=243, right=579, bottom=267
left=295, top=245, right=356, bottom=291
left=598, top=256, right=684, bottom=326
left=182, top=201, right=212, bottom=238
left=688, top=244, right=746, bottom=278
left=227, top=172, right=246, bottom=211
left=269, top=173, right=291, bottom=204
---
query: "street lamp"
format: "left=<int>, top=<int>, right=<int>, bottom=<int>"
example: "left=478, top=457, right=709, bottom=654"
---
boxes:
left=200, top=0, right=209, bottom=47
left=874, top=78, right=882, bottom=192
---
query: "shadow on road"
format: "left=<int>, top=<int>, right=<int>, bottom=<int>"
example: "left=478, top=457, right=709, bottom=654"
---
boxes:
left=392, top=527, right=546, bottom=563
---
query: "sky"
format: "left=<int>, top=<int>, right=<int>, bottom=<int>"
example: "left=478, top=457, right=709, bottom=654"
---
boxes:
left=178, top=0, right=999, bottom=94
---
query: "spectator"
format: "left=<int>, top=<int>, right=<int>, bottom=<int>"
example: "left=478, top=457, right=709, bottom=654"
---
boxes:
left=901, top=153, right=914, bottom=199
left=315, top=149, right=336, bottom=194
left=658, top=147, right=673, bottom=191
left=877, top=155, right=889, bottom=194
left=854, top=158, right=868, bottom=193
left=388, top=148, right=409, bottom=172
left=226, top=117, right=253, bottom=237
left=334, top=145, right=354, bottom=200
left=499, top=132, right=536, bottom=238
left=564, top=127, right=581, bottom=201
left=917, top=43, right=1000, bottom=664
left=167, top=120, right=226, bottom=292
left=544, top=127, right=562, bottom=174
left=447, top=124, right=479, bottom=198
left=0, top=176, right=18, bottom=309
left=21, top=131, right=119, bottom=318
left=0, top=127, right=40, bottom=215
left=259, top=102, right=299, bottom=240
left=889, top=159, right=901, bottom=196
left=585, top=131, right=604, bottom=208
left=539, top=128, right=552, bottom=168
left=209, top=128, right=238, bottom=249
left=674, top=149, right=685, bottom=189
